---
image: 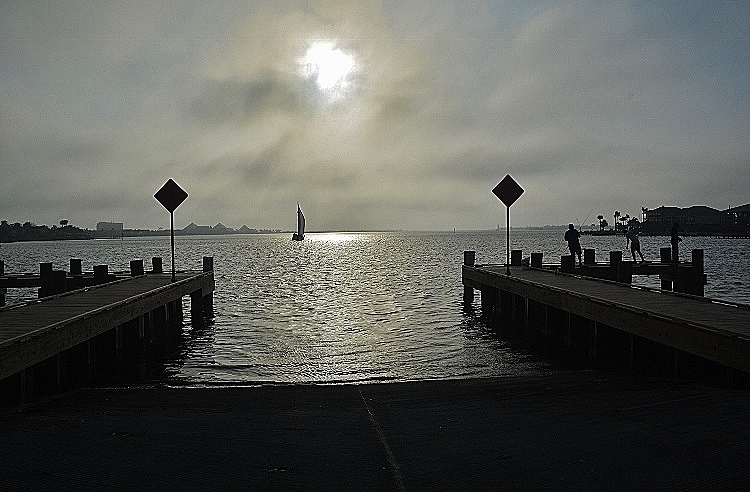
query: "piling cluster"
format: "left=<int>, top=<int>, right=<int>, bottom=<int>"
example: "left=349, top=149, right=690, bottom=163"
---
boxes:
left=0, top=256, right=215, bottom=405
left=462, top=248, right=749, bottom=387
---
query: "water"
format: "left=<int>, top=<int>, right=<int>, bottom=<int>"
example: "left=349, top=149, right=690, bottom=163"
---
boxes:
left=2, top=231, right=749, bottom=385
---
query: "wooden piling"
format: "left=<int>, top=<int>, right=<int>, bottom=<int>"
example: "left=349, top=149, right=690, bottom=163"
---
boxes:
left=463, top=251, right=475, bottom=304
left=0, top=261, right=4, bottom=307
left=583, top=249, right=595, bottom=265
left=130, top=259, right=144, bottom=277
left=152, top=257, right=163, bottom=274
left=530, top=253, right=543, bottom=269
left=608, top=251, right=622, bottom=282
left=561, top=255, right=575, bottom=273
left=659, top=248, right=672, bottom=290
left=70, top=258, right=82, bottom=275
left=202, top=256, right=214, bottom=315
left=1, top=267, right=215, bottom=403
left=691, top=249, right=705, bottom=297
left=93, top=265, right=109, bottom=285
left=462, top=259, right=750, bottom=383
left=51, top=270, right=66, bottom=295
left=511, top=250, right=522, bottom=267
left=39, top=262, right=53, bottom=297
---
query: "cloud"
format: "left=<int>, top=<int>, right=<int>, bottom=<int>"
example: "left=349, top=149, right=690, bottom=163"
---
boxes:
left=0, top=1, right=747, bottom=231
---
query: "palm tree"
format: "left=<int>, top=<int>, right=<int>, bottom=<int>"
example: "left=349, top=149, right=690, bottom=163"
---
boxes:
left=620, top=214, right=630, bottom=232
left=613, top=211, right=620, bottom=232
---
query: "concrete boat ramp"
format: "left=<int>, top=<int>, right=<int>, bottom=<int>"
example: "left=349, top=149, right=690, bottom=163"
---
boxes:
left=2, top=373, right=750, bottom=490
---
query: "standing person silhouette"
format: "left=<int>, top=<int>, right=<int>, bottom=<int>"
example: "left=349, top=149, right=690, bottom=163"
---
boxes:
left=564, top=224, right=583, bottom=266
left=626, top=226, right=645, bottom=263
left=670, top=222, right=682, bottom=263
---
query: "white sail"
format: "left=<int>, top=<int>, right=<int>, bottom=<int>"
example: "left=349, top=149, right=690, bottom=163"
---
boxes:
left=292, top=203, right=305, bottom=240
left=297, top=204, right=305, bottom=236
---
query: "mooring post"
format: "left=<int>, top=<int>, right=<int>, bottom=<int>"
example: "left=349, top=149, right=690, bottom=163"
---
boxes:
left=201, top=256, right=215, bottom=315
left=676, top=253, right=704, bottom=296
left=530, top=252, right=543, bottom=268
left=69, top=258, right=82, bottom=275
left=0, top=260, right=5, bottom=307
left=190, top=290, right=203, bottom=323
left=583, top=248, right=595, bottom=265
left=659, top=247, right=673, bottom=290
left=692, top=249, right=705, bottom=297
left=609, top=251, right=622, bottom=282
left=152, top=257, right=163, bottom=274
left=130, top=259, right=144, bottom=277
left=39, top=262, right=53, bottom=298
left=51, top=270, right=66, bottom=295
left=463, top=251, right=475, bottom=304
left=93, top=265, right=109, bottom=285
left=480, top=287, right=500, bottom=316
left=561, top=255, right=575, bottom=273
left=511, top=250, right=522, bottom=266
left=619, top=261, right=633, bottom=284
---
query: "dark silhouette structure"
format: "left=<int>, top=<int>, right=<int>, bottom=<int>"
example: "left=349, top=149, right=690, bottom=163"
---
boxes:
left=670, top=223, right=682, bottom=263
left=626, top=227, right=645, bottom=263
left=564, top=224, right=583, bottom=266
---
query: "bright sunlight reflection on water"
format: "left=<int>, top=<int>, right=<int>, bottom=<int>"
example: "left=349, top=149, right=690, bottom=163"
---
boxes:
left=2, top=231, right=748, bottom=385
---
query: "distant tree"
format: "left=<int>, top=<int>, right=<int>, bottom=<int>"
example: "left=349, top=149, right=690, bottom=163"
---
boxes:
left=613, top=211, right=620, bottom=231
left=601, top=219, right=608, bottom=230
left=620, top=214, right=630, bottom=231
left=597, top=215, right=604, bottom=231
left=60, top=219, right=69, bottom=227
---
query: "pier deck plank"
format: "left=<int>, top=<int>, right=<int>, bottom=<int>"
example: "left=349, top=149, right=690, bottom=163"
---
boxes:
left=463, top=265, right=750, bottom=372
left=0, top=271, right=214, bottom=381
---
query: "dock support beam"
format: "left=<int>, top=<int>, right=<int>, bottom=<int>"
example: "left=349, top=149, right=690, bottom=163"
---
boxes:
left=463, top=251, right=475, bottom=305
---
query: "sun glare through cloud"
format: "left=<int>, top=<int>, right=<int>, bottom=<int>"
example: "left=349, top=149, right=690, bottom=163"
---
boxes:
left=299, top=41, right=357, bottom=100
left=0, top=2, right=748, bottom=232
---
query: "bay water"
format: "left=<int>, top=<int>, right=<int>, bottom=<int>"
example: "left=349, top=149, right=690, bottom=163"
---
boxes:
left=2, top=231, right=748, bottom=385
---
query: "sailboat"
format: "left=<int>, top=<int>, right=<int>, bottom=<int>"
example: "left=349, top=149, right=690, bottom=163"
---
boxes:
left=292, top=202, right=305, bottom=241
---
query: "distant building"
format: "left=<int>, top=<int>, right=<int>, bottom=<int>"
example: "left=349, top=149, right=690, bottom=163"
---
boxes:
left=182, top=223, right=214, bottom=235
left=642, top=204, right=750, bottom=234
left=96, top=221, right=123, bottom=238
left=723, top=204, right=750, bottom=232
left=181, top=222, right=235, bottom=235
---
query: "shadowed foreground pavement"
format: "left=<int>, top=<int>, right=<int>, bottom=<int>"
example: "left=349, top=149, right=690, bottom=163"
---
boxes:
left=2, top=372, right=750, bottom=490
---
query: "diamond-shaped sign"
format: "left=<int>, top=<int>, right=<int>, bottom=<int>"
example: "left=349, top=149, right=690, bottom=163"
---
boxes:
left=154, top=179, right=188, bottom=213
left=492, top=174, right=524, bottom=207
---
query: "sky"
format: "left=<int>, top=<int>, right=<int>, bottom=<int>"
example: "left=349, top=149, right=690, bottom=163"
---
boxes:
left=1, top=1, right=748, bottom=231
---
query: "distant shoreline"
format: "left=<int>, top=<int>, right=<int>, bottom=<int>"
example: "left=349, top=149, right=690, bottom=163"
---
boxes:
left=2, top=225, right=749, bottom=243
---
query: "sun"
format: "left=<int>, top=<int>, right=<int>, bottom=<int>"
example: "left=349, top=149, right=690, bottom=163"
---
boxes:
left=299, top=41, right=356, bottom=99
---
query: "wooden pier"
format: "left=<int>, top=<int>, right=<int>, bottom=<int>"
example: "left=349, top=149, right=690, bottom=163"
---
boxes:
left=463, top=250, right=750, bottom=382
left=0, top=257, right=214, bottom=404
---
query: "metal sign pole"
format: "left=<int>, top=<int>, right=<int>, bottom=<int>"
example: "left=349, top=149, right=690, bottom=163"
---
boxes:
left=506, top=206, right=511, bottom=275
left=170, top=211, right=176, bottom=282
left=492, top=174, right=524, bottom=277
left=154, top=178, right=188, bottom=283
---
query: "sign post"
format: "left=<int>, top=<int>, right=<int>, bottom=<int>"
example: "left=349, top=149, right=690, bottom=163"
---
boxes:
left=492, top=174, right=524, bottom=275
left=154, top=179, right=188, bottom=282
